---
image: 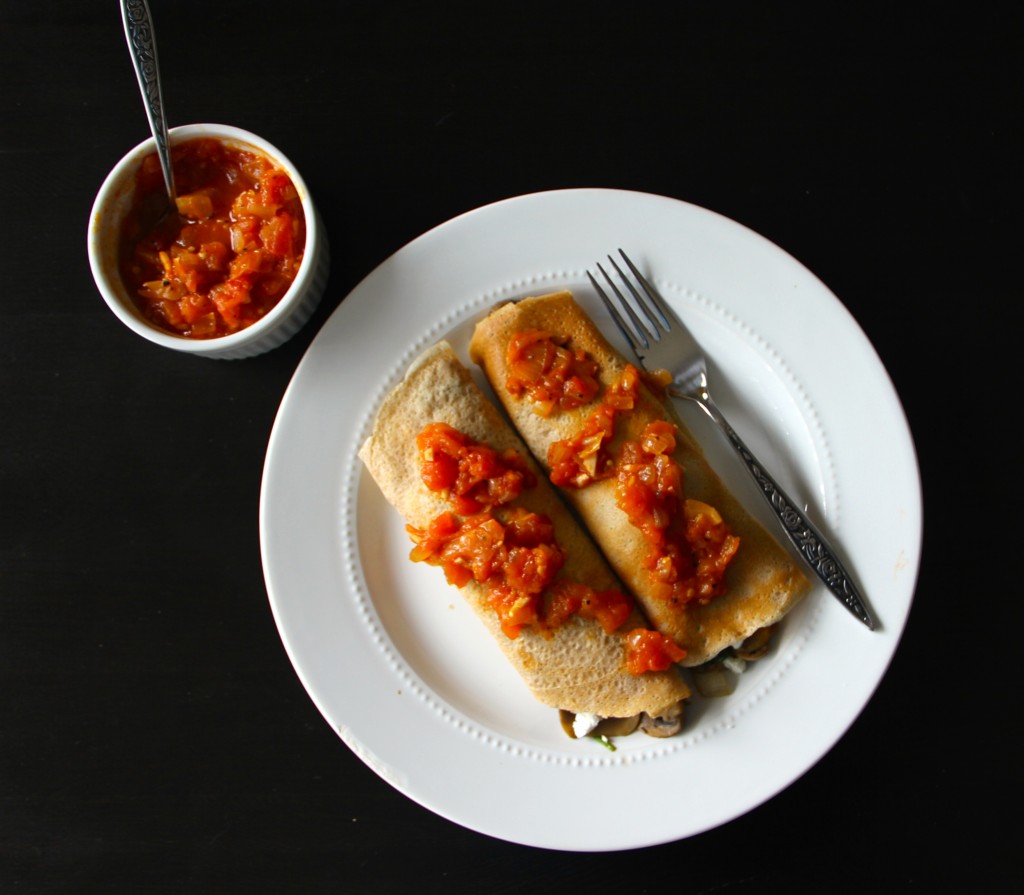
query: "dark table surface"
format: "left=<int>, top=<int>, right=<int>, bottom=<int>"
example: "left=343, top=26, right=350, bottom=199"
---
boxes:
left=3, top=2, right=1019, bottom=892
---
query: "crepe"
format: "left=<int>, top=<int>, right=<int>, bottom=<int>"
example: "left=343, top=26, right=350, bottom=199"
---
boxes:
left=469, top=291, right=810, bottom=666
left=358, top=340, right=690, bottom=720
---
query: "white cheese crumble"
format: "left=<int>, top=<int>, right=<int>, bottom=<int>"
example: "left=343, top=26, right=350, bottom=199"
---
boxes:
left=572, top=712, right=602, bottom=738
left=722, top=654, right=747, bottom=674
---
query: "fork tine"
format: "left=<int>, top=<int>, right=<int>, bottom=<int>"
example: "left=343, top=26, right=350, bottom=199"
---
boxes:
left=587, top=269, right=648, bottom=352
left=606, top=253, right=664, bottom=340
left=616, top=249, right=672, bottom=331
left=597, top=260, right=657, bottom=348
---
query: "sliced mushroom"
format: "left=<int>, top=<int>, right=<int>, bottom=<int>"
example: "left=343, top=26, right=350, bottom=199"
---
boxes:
left=640, top=700, right=685, bottom=738
left=734, top=624, right=776, bottom=662
left=560, top=711, right=640, bottom=739
left=691, top=662, right=736, bottom=697
left=593, top=714, right=641, bottom=738
left=559, top=709, right=578, bottom=738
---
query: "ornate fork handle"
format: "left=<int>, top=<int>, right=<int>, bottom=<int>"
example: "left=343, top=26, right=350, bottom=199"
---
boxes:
left=680, top=387, right=877, bottom=630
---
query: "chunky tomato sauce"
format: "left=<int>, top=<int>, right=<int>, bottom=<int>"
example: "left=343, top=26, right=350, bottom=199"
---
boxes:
left=548, top=362, right=641, bottom=488
left=118, top=138, right=305, bottom=338
left=518, top=331, right=740, bottom=609
left=506, top=330, right=601, bottom=415
left=416, top=421, right=536, bottom=515
left=624, top=628, right=687, bottom=675
left=617, top=424, right=740, bottom=606
left=408, top=422, right=681, bottom=670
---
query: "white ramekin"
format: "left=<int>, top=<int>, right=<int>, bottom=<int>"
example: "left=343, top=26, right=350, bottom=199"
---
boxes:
left=88, top=123, right=329, bottom=359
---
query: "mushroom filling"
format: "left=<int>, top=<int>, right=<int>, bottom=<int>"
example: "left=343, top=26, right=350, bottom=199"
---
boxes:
left=692, top=625, right=778, bottom=698
left=559, top=626, right=779, bottom=742
left=560, top=700, right=685, bottom=741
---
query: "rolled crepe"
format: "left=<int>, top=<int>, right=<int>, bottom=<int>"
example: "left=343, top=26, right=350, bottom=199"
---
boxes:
left=358, top=340, right=690, bottom=719
left=469, top=291, right=809, bottom=666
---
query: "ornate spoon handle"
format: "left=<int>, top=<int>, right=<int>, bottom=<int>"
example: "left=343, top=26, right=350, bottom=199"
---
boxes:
left=120, top=0, right=176, bottom=203
left=687, top=390, right=877, bottom=629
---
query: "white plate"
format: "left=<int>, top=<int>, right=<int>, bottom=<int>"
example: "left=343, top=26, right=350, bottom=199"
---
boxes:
left=259, top=189, right=921, bottom=851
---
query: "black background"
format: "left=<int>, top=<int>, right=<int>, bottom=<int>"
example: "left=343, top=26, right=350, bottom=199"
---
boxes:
left=2, top=2, right=1019, bottom=892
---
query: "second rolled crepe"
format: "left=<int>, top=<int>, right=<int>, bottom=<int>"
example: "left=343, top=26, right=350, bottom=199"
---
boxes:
left=469, top=291, right=809, bottom=666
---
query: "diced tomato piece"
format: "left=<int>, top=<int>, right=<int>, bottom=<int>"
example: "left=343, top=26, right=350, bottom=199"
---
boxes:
left=175, top=190, right=213, bottom=220
left=179, top=292, right=213, bottom=324
left=228, top=248, right=265, bottom=279
left=232, top=188, right=277, bottom=219
left=260, top=213, right=294, bottom=257
left=578, top=589, right=633, bottom=633
left=199, top=241, right=230, bottom=272
left=209, top=278, right=251, bottom=330
left=189, top=312, right=218, bottom=337
left=624, top=628, right=687, bottom=674
left=260, top=169, right=297, bottom=205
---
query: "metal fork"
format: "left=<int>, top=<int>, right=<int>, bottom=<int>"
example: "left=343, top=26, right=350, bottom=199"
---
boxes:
left=589, top=249, right=876, bottom=630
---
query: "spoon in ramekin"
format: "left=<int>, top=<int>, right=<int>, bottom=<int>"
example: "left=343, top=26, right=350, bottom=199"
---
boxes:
left=120, top=0, right=178, bottom=216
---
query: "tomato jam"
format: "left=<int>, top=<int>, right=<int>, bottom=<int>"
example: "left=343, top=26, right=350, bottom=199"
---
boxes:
left=118, top=138, right=305, bottom=338
left=515, top=330, right=740, bottom=608
left=616, top=424, right=740, bottom=606
left=548, top=363, right=641, bottom=488
left=416, top=422, right=536, bottom=515
left=409, top=422, right=682, bottom=669
left=506, top=330, right=601, bottom=416
left=624, top=628, right=688, bottom=675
